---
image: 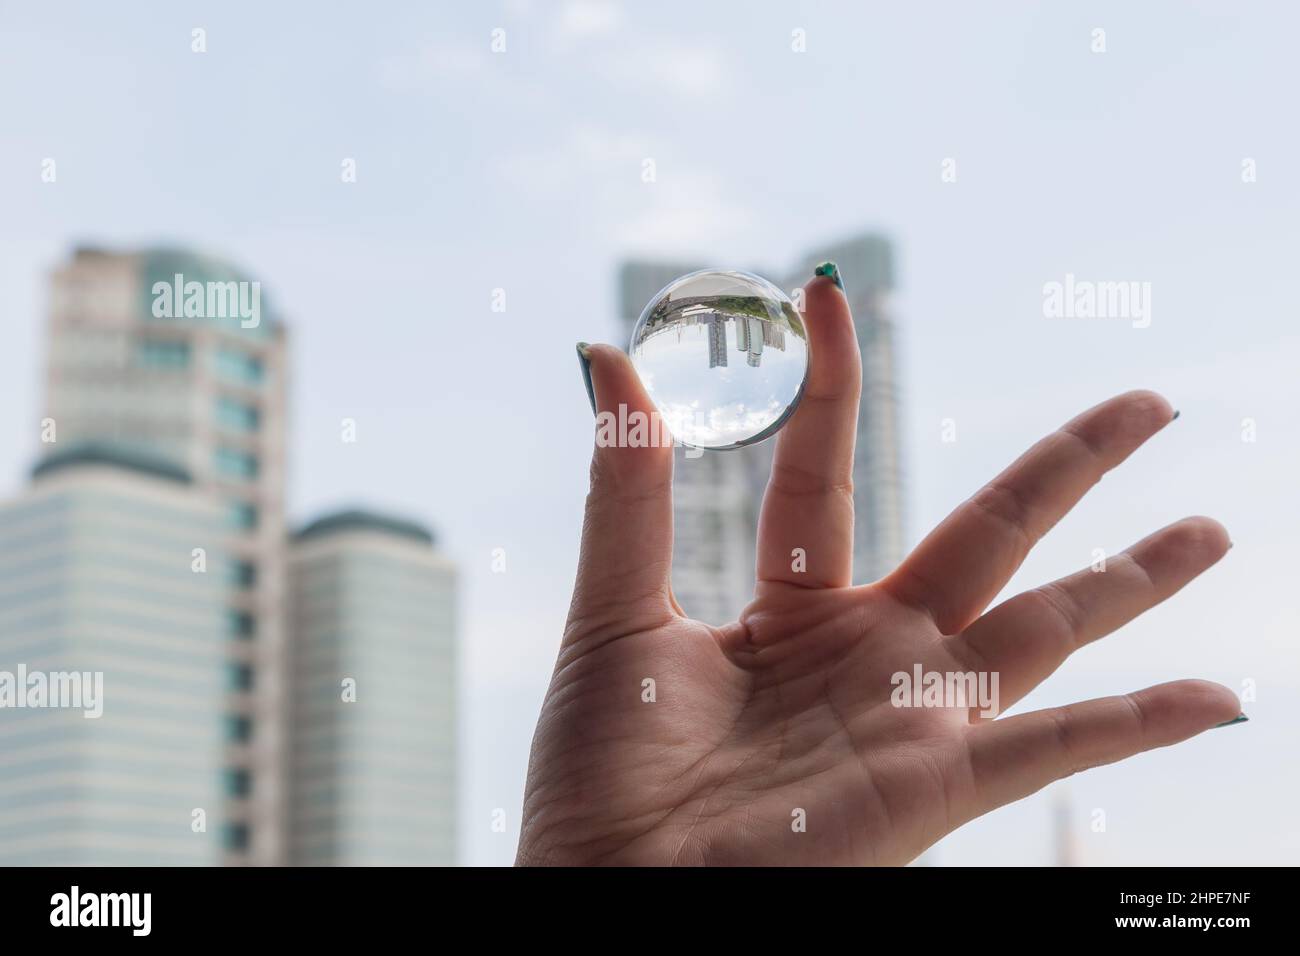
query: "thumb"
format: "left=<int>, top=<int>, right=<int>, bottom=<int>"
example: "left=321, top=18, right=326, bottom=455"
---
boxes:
left=567, top=342, right=677, bottom=642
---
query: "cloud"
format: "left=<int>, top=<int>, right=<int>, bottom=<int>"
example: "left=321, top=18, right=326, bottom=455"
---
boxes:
left=553, top=0, right=623, bottom=44
left=496, top=124, right=649, bottom=197
left=640, top=45, right=733, bottom=99
left=615, top=169, right=756, bottom=250
left=495, top=124, right=755, bottom=252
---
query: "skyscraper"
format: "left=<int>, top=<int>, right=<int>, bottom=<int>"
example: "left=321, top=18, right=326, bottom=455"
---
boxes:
left=286, top=510, right=457, bottom=865
left=618, top=234, right=904, bottom=621
left=42, top=247, right=289, bottom=864
left=707, top=315, right=728, bottom=369
left=0, top=446, right=226, bottom=865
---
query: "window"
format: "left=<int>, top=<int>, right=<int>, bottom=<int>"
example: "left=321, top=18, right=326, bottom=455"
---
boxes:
left=215, top=396, right=260, bottom=433
left=222, top=823, right=251, bottom=851
left=227, top=609, right=256, bottom=639
left=224, top=715, right=253, bottom=743
left=224, top=769, right=252, bottom=798
left=137, top=339, right=191, bottom=370
left=215, top=446, right=259, bottom=480
left=226, top=500, right=258, bottom=531
left=214, top=348, right=264, bottom=386
left=228, top=663, right=254, bottom=692
left=228, top=560, right=257, bottom=589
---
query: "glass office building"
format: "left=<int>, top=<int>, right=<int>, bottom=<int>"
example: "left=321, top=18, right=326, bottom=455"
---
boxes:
left=0, top=447, right=226, bottom=865
left=287, top=511, right=457, bottom=865
left=43, top=246, right=289, bottom=863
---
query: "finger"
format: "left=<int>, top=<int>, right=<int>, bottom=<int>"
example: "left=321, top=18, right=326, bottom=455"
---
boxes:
left=955, top=517, right=1231, bottom=718
left=964, top=680, right=1241, bottom=818
left=756, top=266, right=862, bottom=589
left=883, top=390, right=1176, bottom=633
left=568, top=343, right=677, bottom=642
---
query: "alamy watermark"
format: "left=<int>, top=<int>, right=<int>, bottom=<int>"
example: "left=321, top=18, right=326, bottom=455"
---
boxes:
left=0, top=664, right=103, bottom=718
left=152, top=272, right=261, bottom=328
left=50, top=886, right=150, bottom=936
left=890, top=664, right=999, bottom=718
left=1043, top=273, right=1151, bottom=328
left=595, top=403, right=704, bottom=458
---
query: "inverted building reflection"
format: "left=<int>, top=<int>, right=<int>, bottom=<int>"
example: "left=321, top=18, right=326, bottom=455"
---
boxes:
left=637, top=300, right=789, bottom=370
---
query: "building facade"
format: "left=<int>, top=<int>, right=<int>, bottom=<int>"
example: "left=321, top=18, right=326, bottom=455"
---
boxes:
left=286, top=511, right=457, bottom=865
left=0, top=448, right=226, bottom=864
left=42, top=247, right=289, bottom=863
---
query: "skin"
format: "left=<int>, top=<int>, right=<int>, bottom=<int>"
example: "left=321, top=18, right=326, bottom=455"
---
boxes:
left=517, top=274, right=1240, bottom=866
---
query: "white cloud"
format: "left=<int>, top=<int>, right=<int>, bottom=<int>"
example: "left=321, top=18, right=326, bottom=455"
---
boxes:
left=553, top=0, right=623, bottom=43
left=616, top=169, right=756, bottom=250
left=496, top=124, right=755, bottom=252
left=595, top=43, right=734, bottom=100
left=646, top=45, right=733, bottom=99
left=496, top=124, right=649, bottom=197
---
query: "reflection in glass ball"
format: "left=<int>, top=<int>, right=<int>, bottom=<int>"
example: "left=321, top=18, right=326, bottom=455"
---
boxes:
left=629, top=269, right=810, bottom=450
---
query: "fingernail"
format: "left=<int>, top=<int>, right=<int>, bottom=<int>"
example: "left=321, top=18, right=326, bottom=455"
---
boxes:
left=1213, top=714, right=1248, bottom=728
left=576, top=342, right=596, bottom=416
left=1171, top=409, right=1181, bottom=421
left=813, top=261, right=845, bottom=292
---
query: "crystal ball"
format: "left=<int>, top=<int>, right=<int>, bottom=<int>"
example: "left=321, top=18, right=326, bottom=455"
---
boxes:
left=629, top=269, right=810, bottom=450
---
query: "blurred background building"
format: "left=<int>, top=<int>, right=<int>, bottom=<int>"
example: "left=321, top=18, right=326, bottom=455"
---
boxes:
left=287, top=510, right=457, bottom=865
left=0, top=446, right=226, bottom=864
left=618, top=234, right=904, bottom=621
left=0, top=246, right=459, bottom=865
left=41, top=246, right=289, bottom=863
left=3, top=4, right=1286, bottom=868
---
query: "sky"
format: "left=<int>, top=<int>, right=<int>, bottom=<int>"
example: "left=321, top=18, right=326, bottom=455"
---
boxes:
left=1, top=0, right=1296, bottom=866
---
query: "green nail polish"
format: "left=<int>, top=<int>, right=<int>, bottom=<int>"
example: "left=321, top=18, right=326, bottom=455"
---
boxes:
left=1171, top=409, right=1181, bottom=421
left=813, top=261, right=844, bottom=292
left=576, top=342, right=596, bottom=416
left=1213, top=714, right=1248, bottom=728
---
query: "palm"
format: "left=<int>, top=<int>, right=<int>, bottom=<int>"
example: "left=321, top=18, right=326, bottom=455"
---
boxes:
left=522, top=593, right=954, bottom=866
left=519, top=274, right=1239, bottom=866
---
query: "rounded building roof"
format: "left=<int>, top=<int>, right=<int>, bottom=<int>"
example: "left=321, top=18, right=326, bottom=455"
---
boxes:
left=293, top=509, right=435, bottom=548
left=31, top=441, right=193, bottom=485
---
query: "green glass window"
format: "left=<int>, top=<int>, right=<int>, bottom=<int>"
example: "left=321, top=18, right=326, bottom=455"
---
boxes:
left=137, top=338, right=191, bottom=370
left=215, top=447, right=259, bottom=480
left=223, top=769, right=252, bottom=798
left=227, top=663, right=254, bottom=692
left=222, top=823, right=251, bottom=850
left=226, top=500, right=258, bottom=531
left=227, top=609, right=256, bottom=639
left=214, top=348, right=264, bottom=386
left=224, top=715, right=253, bottom=743
left=228, top=559, right=257, bottom=589
left=216, top=396, right=260, bottom=432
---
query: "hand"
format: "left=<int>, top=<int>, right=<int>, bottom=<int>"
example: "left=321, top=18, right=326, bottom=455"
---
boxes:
left=517, top=273, right=1241, bottom=866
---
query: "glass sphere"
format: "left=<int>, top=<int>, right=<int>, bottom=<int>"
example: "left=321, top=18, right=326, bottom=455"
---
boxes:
left=629, top=269, right=809, bottom=450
